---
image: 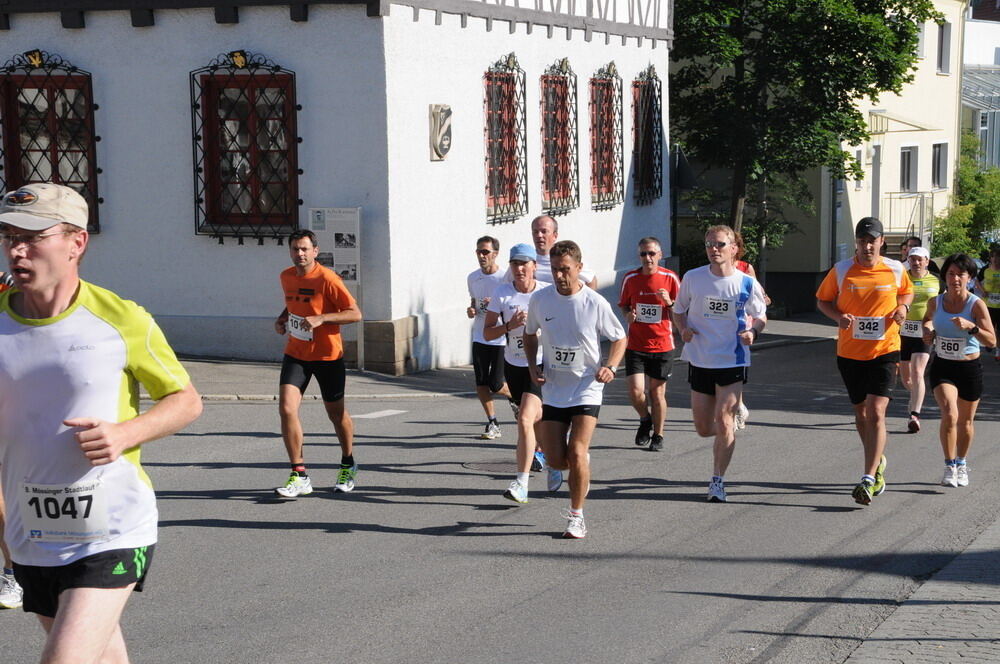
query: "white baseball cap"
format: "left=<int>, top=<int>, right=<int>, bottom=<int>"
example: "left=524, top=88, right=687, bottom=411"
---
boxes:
left=0, top=183, right=89, bottom=231
left=907, top=246, right=930, bottom=260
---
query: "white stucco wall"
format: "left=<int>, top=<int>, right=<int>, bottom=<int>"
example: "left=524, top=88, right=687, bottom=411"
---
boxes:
left=2, top=6, right=389, bottom=359
left=382, top=9, right=671, bottom=369
left=965, top=19, right=1000, bottom=65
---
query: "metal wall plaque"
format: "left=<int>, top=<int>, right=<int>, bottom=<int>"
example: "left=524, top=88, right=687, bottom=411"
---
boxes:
left=429, top=104, right=452, bottom=161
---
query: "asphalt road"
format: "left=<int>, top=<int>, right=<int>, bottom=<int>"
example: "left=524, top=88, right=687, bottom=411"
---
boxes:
left=7, top=340, right=1000, bottom=663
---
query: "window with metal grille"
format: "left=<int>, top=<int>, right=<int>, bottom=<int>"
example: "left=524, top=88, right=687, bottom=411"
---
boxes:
left=484, top=53, right=528, bottom=225
left=631, top=65, right=662, bottom=206
left=0, top=50, right=99, bottom=231
left=191, top=51, right=300, bottom=239
left=540, top=58, right=578, bottom=216
left=590, top=63, right=623, bottom=211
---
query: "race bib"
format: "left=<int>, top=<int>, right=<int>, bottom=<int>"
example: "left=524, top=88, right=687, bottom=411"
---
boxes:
left=549, top=344, right=585, bottom=375
left=20, top=479, right=109, bottom=543
left=510, top=333, right=526, bottom=361
left=703, top=296, right=736, bottom=320
left=935, top=336, right=966, bottom=360
left=901, top=320, right=923, bottom=338
left=852, top=316, right=885, bottom=340
left=287, top=313, right=313, bottom=342
left=478, top=298, right=489, bottom=313
left=636, top=303, right=662, bottom=324
left=989, top=293, right=1000, bottom=306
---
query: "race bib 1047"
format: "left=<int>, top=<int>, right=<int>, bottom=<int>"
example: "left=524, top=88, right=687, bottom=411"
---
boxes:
left=20, top=479, right=110, bottom=543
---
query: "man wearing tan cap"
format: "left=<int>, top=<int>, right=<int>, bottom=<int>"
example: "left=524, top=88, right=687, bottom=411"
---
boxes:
left=0, top=183, right=202, bottom=663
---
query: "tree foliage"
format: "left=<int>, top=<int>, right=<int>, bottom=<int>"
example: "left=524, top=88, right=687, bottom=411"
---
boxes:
left=671, top=0, right=941, bottom=236
left=952, top=130, right=1000, bottom=256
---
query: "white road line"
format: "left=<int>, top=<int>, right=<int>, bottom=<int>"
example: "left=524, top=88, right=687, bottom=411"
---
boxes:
left=353, top=409, right=408, bottom=419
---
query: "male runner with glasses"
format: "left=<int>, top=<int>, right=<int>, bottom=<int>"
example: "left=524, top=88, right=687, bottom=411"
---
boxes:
left=674, top=225, right=767, bottom=502
left=0, top=183, right=202, bottom=662
left=618, top=237, right=680, bottom=451
left=467, top=236, right=511, bottom=439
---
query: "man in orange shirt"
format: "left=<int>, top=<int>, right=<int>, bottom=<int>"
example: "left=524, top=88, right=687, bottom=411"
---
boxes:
left=274, top=230, right=363, bottom=498
left=816, top=218, right=913, bottom=505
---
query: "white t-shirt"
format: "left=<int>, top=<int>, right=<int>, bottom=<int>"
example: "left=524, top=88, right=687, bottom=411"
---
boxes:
left=674, top=265, right=767, bottom=369
left=487, top=280, right=551, bottom=366
left=524, top=286, right=626, bottom=407
left=0, top=282, right=190, bottom=566
left=467, top=267, right=507, bottom=346
left=534, top=252, right=596, bottom=286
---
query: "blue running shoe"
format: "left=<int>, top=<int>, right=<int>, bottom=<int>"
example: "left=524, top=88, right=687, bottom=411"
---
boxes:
left=547, top=468, right=564, bottom=492
left=532, top=450, right=546, bottom=472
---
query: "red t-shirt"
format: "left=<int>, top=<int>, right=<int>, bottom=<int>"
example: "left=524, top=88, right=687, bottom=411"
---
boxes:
left=281, top=263, right=356, bottom=361
left=618, top=267, right=680, bottom=352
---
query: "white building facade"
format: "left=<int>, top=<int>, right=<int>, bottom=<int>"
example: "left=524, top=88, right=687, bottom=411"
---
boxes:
left=0, top=0, right=671, bottom=373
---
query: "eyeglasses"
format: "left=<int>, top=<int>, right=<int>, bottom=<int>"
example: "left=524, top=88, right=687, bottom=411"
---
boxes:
left=705, top=241, right=729, bottom=249
left=1, top=230, right=73, bottom=247
left=476, top=249, right=494, bottom=256
left=639, top=251, right=660, bottom=257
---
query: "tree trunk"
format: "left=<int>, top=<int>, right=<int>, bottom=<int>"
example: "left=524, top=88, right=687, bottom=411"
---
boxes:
left=730, top=159, right=747, bottom=233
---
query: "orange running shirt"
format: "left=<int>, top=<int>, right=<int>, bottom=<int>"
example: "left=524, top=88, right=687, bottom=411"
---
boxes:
left=815, top=256, right=913, bottom=361
left=281, top=263, right=356, bottom=361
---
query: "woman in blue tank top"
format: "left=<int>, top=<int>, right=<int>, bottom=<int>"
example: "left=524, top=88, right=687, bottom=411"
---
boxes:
left=922, top=253, right=996, bottom=489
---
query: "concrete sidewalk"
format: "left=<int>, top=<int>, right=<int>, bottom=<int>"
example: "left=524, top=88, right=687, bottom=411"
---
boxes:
left=171, top=311, right=998, bottom=663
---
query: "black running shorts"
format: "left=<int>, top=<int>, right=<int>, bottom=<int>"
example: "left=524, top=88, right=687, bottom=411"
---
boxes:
left=687, top=365, right=747, bottom=396
left=14, top=545, right=155, bottom=618
left=929, top=356, right=983, bottom=402
left=472, top=342, right=505, bottom=392
left=542, top=404, right=601, bottom=423
left=280, top=354, right=346, bottom=402
left=900, top=335, right=931, bottom=360
left=504, top=362, right=542, bottom=405
left=625, top=349, right=674, bottom=381
left=836, top=352, right=899, bottom=405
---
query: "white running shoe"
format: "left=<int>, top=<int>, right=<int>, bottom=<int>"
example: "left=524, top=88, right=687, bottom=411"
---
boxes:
left=707, top=478, right=727, bottom=502
left=0, top=573, right=22, bottom=609
left=481, top=421, right=501, bottom=440
left=503, top=480, right=528, bottom=504
left=334, top=464, right=358, bottom=493
left=735, top=403, right=749, bottom=430
left=561, top=510, right=587, bottom=539
left=956, top=464, right=969, bottom=487
left=275, top=472, right=313, bottom=498
left=941, top=465, right=958, bottom=488
left=547, top=468, right=564, bottom=492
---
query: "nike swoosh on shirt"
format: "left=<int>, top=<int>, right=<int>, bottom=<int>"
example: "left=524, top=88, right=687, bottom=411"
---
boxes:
left=545, top=317, right=556, bottom=321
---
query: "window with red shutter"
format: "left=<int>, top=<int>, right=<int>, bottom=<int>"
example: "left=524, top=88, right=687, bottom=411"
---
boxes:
left=540, top=58, right=578, bottom=216
left=632, top=65, right=662, bottom=206
left=0, top=50, right=100, bottom=231
left=484, top=53, right=528, bottom=224
left=191, top=52, right=300, bottom=240
left=589, top=63, right=623, bottom=211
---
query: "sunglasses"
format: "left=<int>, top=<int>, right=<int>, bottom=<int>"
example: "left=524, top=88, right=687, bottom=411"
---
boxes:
left=476, top=249, right=494, bottom=256
left=639, top=251, right=660, bottom=257
left=705, top=241, right=729, bottom=249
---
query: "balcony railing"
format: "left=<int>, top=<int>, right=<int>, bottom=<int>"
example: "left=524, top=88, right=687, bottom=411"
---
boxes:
left=880, top=191, right=935, bottom=238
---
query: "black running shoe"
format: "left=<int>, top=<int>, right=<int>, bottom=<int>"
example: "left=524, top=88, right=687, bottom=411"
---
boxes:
left=634, top=418, right=652, bottom=446
left=648, top=434, right=663, bottom=452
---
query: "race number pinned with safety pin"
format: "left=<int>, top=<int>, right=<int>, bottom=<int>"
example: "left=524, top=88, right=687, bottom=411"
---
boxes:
left=852, top=316, right=885, bottom=340
left=20, top=479, right=110, bottom=543
left=287, top=313, right=313, bottom=342
left=636, top=303, right=662, bottom=324
left=549, top=345, right=584, bottom=375
left=935, top=336, right=966, bottom=360
left=901, top=320, right=922, bottom=338
left=989, top=293, right=1000, bottom=306
left=703, top=296, right=735, bottom=320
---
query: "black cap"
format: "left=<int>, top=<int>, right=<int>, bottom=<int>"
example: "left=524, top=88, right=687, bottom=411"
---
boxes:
left=855, top=217, right=883, bottom=239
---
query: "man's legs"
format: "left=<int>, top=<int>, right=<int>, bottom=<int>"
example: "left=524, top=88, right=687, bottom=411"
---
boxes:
left=627, top=372, right=649, bottom=419
left=649, top=377, right=667, bottom=437
left=0, top=487, right=22, bottom=609
left=515, top=394, right=543, bottom=474
left=278, top=384, right=305, bottom=464
left=323, top=398, right=354, bottom=459
left=566, top=415, right=598, bottom=512
left=853, top=394, right=890, bottom=477
left=38, top=585, right=134, bottom=664
left=711, top=383, right=743, bottom=477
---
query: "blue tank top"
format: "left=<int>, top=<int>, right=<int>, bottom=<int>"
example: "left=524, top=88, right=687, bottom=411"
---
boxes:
left=932, top=293, right=981, bottom=356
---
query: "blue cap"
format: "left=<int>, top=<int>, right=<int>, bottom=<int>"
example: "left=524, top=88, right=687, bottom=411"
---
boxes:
left=509, top=243, right=536, bottom=262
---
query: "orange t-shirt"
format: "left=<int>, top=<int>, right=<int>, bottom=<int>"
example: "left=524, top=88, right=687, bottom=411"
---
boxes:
left=281, top=263, right=356, bottom=361
left=815, top=256, right=913, bottom=361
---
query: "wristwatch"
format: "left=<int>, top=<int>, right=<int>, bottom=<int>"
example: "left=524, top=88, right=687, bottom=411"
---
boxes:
left=602, top=365, right=616, bottom=374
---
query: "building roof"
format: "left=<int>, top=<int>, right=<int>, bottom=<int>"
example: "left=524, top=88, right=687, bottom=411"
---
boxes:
left=964, top=66, right=1000, bottom=111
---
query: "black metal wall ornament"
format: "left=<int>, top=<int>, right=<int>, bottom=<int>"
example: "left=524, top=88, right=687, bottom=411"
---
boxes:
left=540, top=57, right=579, bottom=216
left=632, top=64, right=663, bottom=206
left=590, top=61, right=623, bottom=211
left=484, top=52, right=528, bottom=225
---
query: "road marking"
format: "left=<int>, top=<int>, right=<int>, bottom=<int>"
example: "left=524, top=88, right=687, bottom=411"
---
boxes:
left=813, top=397, right=829, bottom=401
left=353, top=409, right=408, bottom=419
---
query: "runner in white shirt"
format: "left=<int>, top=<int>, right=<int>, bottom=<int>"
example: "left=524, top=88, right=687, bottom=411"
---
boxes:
left=530, top=215, right=597, bottom=289
left=466, top=236, right=511, bottom=440
left=484, top=244, right=558, bottom=503
left=673, top=225, right=767, bottom=502
left=524, top=241, right=626, bottom=539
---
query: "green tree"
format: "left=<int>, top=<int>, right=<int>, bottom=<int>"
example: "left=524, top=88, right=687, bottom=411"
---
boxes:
left=671, top=0, right=941, bottom=241
left=931, top=204, right=976, bottom=258
left=954, top=130, right=1000, bottom=253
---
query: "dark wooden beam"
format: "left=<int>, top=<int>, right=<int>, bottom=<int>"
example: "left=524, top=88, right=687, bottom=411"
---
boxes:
left=214, top=5, right=238, bottom=22
left=0, top=14, right=10, bottom=30
left=290, top=3, right=308, bottom=21
left=61, top=10, right=86, bottom=28
left=130, top=8, right=155, bottom=26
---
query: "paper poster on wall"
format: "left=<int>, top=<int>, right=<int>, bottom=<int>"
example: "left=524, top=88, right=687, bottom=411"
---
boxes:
left=308, top=208, right=361, bottom=290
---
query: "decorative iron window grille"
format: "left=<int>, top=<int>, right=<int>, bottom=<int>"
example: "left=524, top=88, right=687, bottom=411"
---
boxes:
left=590, top=62, right=623, bottom=211
left=0, top=50, right=100, bottom=232
left=632, top=65, right=663, bottom=206
left=540, top=58, right=579, bottom=216
left=190, top=51, right=301, bottom=240
left=484, top=53, right=528, bottom=225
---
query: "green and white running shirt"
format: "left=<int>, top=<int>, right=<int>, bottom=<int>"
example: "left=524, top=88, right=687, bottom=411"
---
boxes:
left=0, top=281, right=189, bottom=567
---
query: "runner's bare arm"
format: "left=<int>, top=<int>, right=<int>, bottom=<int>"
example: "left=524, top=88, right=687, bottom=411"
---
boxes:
left=672, top=311, right=697, bottom=343
left=817, top=299, right=853, bottom=329
left=65, top=383, right=203, bottom=466
left=467, top=298, right=477, bottom=318
left=586, top=276, right=598, bottom=290
left=965, top=299, right=996, bottom=348
left=890, top=293, right=914, bottom=325
left=596, top=336, right=627, bottom=383
left=303, top=303, right=363, bottom=330
left=275, top=308, right=289, bottom=335
left=523, top=333, right=545, bottom=385
left=483, top=310, right=505, bottom=341
left=922, top=297, right=937, bottom=343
